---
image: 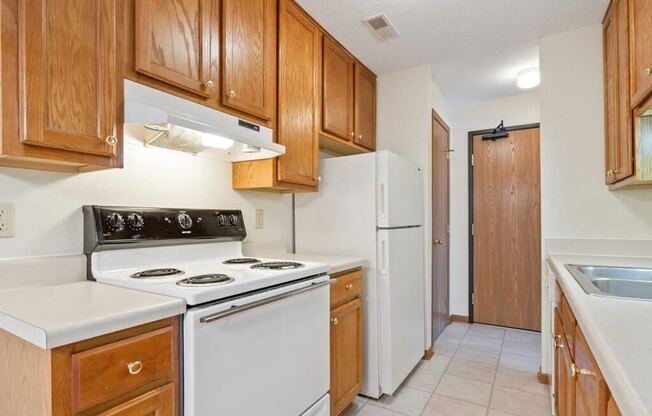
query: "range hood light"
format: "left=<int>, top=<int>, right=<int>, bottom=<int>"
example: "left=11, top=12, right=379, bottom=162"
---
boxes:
left=241, top=144, right=261, bottom=153
left=201, top=133, right=235, bottom=150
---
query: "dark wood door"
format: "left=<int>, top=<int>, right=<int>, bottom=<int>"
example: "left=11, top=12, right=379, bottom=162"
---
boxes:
left=276, top=0, right=320, bottom=187
left=98, top=384, right=174, bottom=416
left=431, top=111, right=450, bottom=343
left=322, top=37, right=355, bottom=142
left=19, top=0, right=121, bottom=158
left=629, top=0, right=652, bottom=106
left=354, top=64, right=376, bottom=150
left=221, top=0, right=276, bottom=121
left=472, top=126, right=541, bottom=330
left=603, top=0, right=634, bottom=184
left=134, top=0, right=218, bottom=98
left=330, top=299, right=362, bottom=416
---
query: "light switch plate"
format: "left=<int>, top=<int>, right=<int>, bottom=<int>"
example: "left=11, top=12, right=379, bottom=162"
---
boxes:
left=0, top=203, right=15, bottom=237
left=255, top=209, right=264, bottom=229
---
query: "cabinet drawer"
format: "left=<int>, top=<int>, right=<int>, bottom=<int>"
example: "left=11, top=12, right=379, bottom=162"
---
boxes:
left=98, top=383, right=175, bottom=416
left=560, top=293, right=576, bottom=358
left=331, top=269, right=363, bottom=307
left=71, top=326, right=174, bottom=412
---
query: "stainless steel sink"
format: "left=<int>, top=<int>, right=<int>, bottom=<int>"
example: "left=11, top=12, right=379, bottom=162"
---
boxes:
left=565, top=264, right=652, bottom=301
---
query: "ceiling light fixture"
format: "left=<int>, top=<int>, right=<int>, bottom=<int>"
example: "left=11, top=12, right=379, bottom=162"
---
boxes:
left=517, top=68, right=540, bottom=89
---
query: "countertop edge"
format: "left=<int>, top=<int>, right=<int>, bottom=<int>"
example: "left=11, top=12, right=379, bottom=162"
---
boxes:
left=547, top=255, right=649, bottom=416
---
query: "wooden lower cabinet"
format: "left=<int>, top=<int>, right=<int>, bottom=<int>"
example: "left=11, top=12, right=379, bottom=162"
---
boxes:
left=554, top=284, right=621, bottom=416
left=330, top=269, right=363, bottom=416
left=0, top=317, right=180, bottom=416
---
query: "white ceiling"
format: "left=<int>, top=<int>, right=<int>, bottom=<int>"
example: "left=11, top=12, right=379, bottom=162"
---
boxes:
left=296, top=0, right=610, bottom=106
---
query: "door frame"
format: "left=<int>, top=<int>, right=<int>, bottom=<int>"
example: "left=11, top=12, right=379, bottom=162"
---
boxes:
left=431, top=109, right=450, bottom=344
left=467, top=122, right=540, bottom=323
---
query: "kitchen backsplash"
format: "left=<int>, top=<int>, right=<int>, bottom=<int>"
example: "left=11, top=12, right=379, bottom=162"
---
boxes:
left=0, top=132, right=292, bottom=260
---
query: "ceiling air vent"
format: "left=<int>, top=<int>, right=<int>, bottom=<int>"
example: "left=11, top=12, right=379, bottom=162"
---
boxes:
left=364, top=13, right=398, bottom=41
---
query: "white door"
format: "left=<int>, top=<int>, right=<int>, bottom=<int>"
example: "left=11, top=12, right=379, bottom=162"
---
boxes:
left=184, top=277, right=330, bottom=416
left=377, top=151, right=424, bottom=228
left=377, top=227, right=425, bottom=394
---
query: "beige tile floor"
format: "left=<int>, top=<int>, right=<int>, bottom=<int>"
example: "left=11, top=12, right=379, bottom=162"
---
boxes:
left=345, top=322, right=552, bottom=416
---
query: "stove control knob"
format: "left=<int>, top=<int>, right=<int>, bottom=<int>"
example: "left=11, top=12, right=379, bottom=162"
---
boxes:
left=216, top=214, right=228, bottom=226
left=106, top=213, right=125, bottom=231
left=177, top=213, right=193, bottom=230
left=127, top=213, right=145, bottom=231
left=228, top=214, right=240, bottom=227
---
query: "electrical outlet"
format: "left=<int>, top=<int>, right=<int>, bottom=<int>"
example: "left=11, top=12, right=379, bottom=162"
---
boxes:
left=0, top=203, right=15, bottom=237
left=255, top=209, right=264, bottom=229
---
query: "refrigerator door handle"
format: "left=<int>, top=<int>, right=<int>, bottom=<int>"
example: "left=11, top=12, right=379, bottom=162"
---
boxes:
left=381, top=239, right=387, bottom=274
left=379, top=183, right=386, bottom=219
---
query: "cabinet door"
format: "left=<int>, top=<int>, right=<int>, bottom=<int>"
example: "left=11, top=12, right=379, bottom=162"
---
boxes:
left=629, top=0, right=652, bottom=106
left=330, top=299, right=363, bottom=416
left=555, top=309, right=574, bottom=416
left=354, top=64, right=377, bottom=150
left=135, top=0, right=218, bottom=98
left=19, top=0, right=121, bottom=158
left=604, top=0, right=634, bottom=185
left=575, top=327, right=609, bottom=416
left=322, top=37, right=355, bottom=141
left=98, top=384, right=174, bottom=416
left=221, top=0, right=276, bottom=121
left=277, top=0, right=320, bottom=187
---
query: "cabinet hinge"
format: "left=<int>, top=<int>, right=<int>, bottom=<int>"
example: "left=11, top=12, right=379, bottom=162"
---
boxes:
left=472, top=293, right=476, bottom=305
left=471, top=154, right=474, bottom=166
left=471, top=223, right=474, bottom=236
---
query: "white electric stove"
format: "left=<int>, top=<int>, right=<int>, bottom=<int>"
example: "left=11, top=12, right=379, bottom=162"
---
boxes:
left=84, top=206, right=331, bottom=416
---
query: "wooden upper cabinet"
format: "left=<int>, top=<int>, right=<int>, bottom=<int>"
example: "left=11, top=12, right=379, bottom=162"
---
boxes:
left=603, top=0, right=634, bottom=185
left=18, top=0, right=121, bottom=159
left=134, top=0, right=218, bottom=98
left=354, top=64, right=377, bottom=150
left=629, top=0, right=652, bottom=106
left=330, top=299, right=363, bottom=416
left=221, top=0, right=276, bottom=121
left=322, top=37, right=355, bottom=142
left=276, top=0, right=320, bottom=187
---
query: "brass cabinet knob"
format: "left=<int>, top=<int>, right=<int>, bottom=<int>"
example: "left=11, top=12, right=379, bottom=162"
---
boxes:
left=331, top=318, right=339, bottom=326
left=570, top=363, right=596, bottom=379
left=205, top=80, right=214, bottom=89
left=433, top=239, right=444, bottom=245
left=349, top=131, right=355, bottom=138
left=105, top=135, right=118, bottom=146
left=358, top=134, right=363, bottom=140
left=228, top=89, right=236, bottom=98
left=345, top=283, right=354, bottom=290
left=552, top=334, right=564, bottom=349
left=127, top=361, right=143, bottom=375
left=646, top=68, right=652, bottom=75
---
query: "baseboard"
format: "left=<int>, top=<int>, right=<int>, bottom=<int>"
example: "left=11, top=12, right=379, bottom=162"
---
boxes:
left=450, top=314, right=469, bottom=323
left=422, top=347, right=434, bottom=361
left=537, top=371, right=550, bottom=385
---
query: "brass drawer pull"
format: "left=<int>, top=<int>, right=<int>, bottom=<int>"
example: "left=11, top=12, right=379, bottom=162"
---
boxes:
left=331, top=317, right=339, bottom=326
left=205, top=80, right=214, bottom=89
left=127, top=361, right=143, bottom=375
left=105, top=135, right=117, bottom=146
left=345, top=283, right=354, bottom=290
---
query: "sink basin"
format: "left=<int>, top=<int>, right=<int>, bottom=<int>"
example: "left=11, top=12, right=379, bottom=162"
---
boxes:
left=565, top=264, right=652, bottom=301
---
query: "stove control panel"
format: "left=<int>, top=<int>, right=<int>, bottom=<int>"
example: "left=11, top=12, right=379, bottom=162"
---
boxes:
left=84, top=206, right=247, bottom=252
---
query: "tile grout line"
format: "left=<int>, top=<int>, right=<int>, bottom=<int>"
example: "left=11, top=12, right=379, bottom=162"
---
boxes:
left=485, top=327, right=506, bottom=416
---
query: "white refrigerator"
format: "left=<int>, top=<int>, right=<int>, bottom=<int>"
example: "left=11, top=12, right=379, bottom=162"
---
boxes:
left=295, top=150, right=425, bottom=398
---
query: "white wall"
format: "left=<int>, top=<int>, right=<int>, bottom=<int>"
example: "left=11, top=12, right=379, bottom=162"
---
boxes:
left=0, top=132, right=293, bottom=261
left=540, top=25, right=652, bottom=240
left=377, top=65, right=451, bottom=348
left=448, top=92, right=540, bottom=316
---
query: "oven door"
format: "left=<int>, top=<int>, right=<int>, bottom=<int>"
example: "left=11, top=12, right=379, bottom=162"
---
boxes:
left=183, top=275, right=330, bottom=416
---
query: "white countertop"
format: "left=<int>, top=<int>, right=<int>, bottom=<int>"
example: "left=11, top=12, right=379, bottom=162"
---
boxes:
left=547, top=254, right=652, bottom=416
left=273, top=253, right=365, bottom=275
left=0, top=281, right=185, bottom=349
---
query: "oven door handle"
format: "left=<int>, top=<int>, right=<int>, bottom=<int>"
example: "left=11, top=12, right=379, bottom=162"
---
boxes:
left=199, top=280, right=332, bottom=324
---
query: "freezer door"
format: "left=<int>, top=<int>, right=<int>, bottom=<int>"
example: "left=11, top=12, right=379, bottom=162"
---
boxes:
left=377, top=151, right=424, bottom=228
left=377, top=227, right=425, bottom=395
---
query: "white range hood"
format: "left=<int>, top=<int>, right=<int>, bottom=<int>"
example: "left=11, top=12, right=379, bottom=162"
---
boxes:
left=124, top=80, right=285, bottom=161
